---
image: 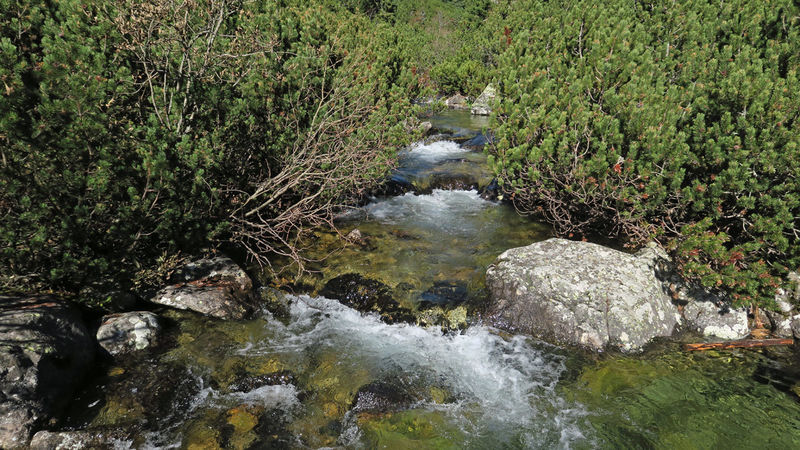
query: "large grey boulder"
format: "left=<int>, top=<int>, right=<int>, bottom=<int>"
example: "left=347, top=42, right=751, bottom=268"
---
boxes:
left=470, top=84, right=496, bottom=116
left=96, top=311, right=161, bottom=356
left=0, top=296, right=94, bottom=448
left=485, top=239, right=681, bottom=352
left=150, top=256, right=254, bottom=320
left=683, top=301, right=749, bottom=340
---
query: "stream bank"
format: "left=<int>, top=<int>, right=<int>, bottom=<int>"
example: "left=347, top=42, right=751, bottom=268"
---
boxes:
left=4, top=110, right=800, bottom=448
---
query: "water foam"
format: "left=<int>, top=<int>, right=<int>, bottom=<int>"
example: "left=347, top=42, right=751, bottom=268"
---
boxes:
left=243, top=295, right=587, bottom=448
left=363, top=189, right=492, bottom=234
left=407, top=140, right=469, bottom=161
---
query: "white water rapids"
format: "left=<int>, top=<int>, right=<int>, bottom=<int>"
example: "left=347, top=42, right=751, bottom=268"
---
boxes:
left=148, top=296, right=588, bottom=449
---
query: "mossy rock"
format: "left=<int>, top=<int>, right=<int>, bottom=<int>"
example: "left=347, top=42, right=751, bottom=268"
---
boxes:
left=357, top=409, right=466, bottom=449
left=320, top=273, right=415, bottom=324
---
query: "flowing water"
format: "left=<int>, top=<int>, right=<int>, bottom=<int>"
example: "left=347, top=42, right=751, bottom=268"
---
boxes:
left=63, top=110, right=800, bottom=449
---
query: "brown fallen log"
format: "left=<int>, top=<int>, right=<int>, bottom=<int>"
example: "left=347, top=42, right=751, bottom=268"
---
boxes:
left=684, top=338, right=794, bottom=351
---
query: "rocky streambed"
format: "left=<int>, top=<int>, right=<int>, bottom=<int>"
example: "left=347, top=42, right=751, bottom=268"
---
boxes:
left=4, top=110, right=800, bottom=448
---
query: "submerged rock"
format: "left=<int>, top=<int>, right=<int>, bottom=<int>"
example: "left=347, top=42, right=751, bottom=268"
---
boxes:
left=257, top=286, right=292, bottom=319
left=683, top=301, right=749, bottom=340
left=352, top=380, right=418, bottom=414
left=320, top=274, right=414, bottom=323
left=228, top=371, right=296, bottom=393
left=352, top=377, right=453, bottom=415
left=96, top=311, right=161, bottom=356
left=419, top=281, right=469, bottom=305
left=470, top=84, right=497, bottom=116
left=485, top=239, right=681, bottom=352
left=0, top=296, right=94, bottom=448
left=150, top=256, right=255, bottom=320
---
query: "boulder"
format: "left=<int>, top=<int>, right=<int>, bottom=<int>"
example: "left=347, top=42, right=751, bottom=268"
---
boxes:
left=419, top=121, right=433, bottom=136
left=683, top=301, right=749, bottom=340
left=792, top=315, right=800, bottom=340
left=96, top=311, right=161, bottom=356
left=768, top=310, right=795, bottom=338
left=150, top=256, right=254, bottom=320
left=445, top=93, right=470, bottom=110
left=0, top=296, right=94, bottom=448
left=485, top=239, right=681, bottom=352
left=423, top=172, right=479, bottom=193
left=470, top=84, right=497, bottom=116
left=762, top=273, right=799, bottom=337
left=320, top=274, right=414, bottom=324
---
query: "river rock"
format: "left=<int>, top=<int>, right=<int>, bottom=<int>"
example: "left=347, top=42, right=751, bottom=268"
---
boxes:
left=682, top=301, right=749, bottom=339
left=320, top=274, right=414, bottom=324
left=29, top=430, right=122, bottom=450
left=0, top=296, right=94, bottom=448
left=96, top=311, right=161, bottom=356
left=420, top=281, right=468, bottom=305
left=419, top=121, right=433, bottom=136
left=485, top=239, right=681, bottom=352
left=461, top=132, right=490, bottom=151
left=374, top=174, right=415, bottom=197
left=445, top=93, right=470, bottom=110
left=792, top=316, right=800, bottom=340
left=150, top=256, right=254, bottom=320
left=423, top=172, right=479, bottom=192
left=470, top=84, right=496, bottom=116
left=228, top=371, right=296, bottom=393
left=768, top=310, right=795, bottom=338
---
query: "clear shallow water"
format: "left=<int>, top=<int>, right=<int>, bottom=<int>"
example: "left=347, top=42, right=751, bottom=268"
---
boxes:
left=72, top=296, right=587, bottom=449
left=67, top=297, right=800, bottom=449
left=63, top=110, right=800, bottom=449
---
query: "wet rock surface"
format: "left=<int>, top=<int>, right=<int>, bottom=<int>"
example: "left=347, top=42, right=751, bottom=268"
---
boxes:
left=320, top=274, right=414, bottom=323
left=96, top=311, right=161, bottom=356
left=352, top=377, right=453, bottom=415
left=29, top=430, right=122, bottom=450
left=228, top=371, right=297, bottom=393
left=65, top=360, right=201, bottom=432
left=422, top=172, right=479, bottom=192
left=0, top=296, right=94, bottom=448
left=150, top=256, right=255, bottom=320
left=352, top=380, right=419, bottom=414
left=486, top=239, right=681, bottom=352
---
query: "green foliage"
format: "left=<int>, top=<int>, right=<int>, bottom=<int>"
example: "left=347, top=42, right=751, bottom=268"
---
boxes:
left=346, top=0, right=497, bottom=95
left=489, top=0, right=800, bottom=308
left=0, top=0, right=420, bottom=294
